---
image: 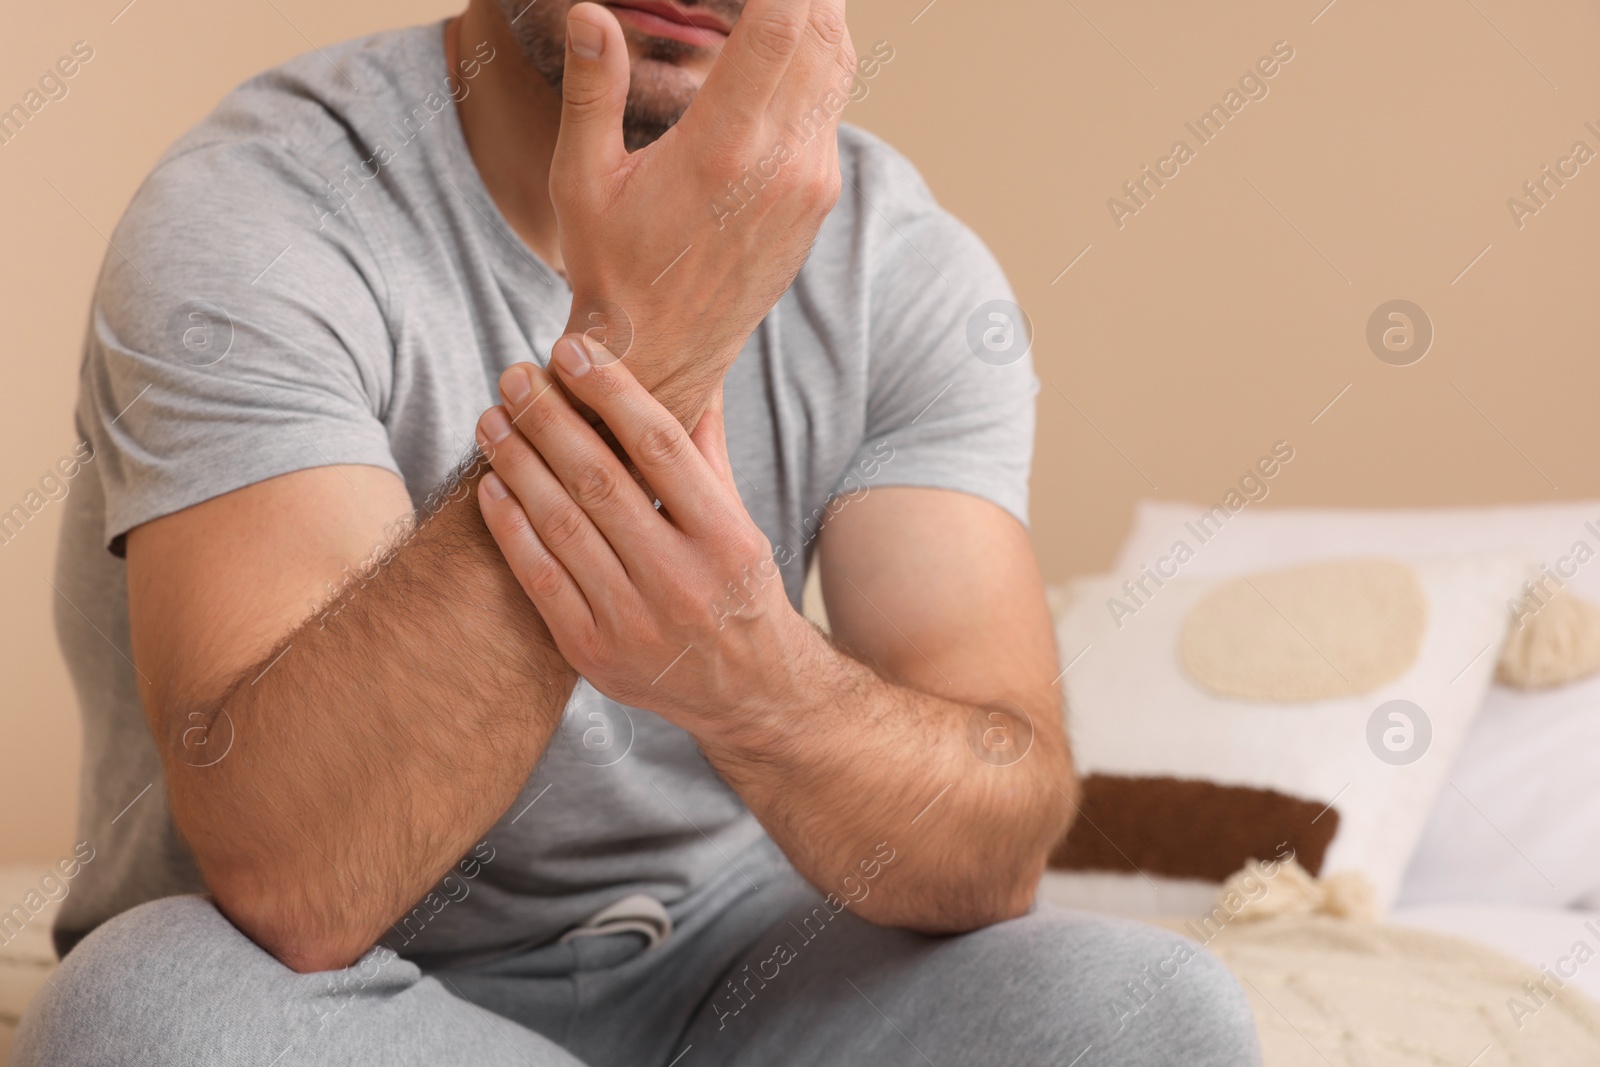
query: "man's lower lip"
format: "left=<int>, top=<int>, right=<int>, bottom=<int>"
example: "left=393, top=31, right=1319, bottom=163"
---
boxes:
left=607, top=6, right=729, bottom=47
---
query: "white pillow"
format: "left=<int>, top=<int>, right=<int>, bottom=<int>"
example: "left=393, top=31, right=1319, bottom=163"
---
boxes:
left=1118, top=499, right=1600, bottom=908
left=1398, top=672, right=1600, bottom=909
left=1117, top=499, right=1600, bottom=600
left=1052, top=556, right=1525, bottom=915
left=1037, top=870, right=1217, bottom=919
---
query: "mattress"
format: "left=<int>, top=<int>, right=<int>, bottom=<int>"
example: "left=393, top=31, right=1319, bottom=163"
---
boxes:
left=1392, top=904, right=1600, bottom=1003
left=6, top=865, right=1600, bottom=1062
left=0, top=866, right=60, bottom=1063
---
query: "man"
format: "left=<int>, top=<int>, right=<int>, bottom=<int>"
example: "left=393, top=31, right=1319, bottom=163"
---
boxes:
left=18, top=0, right=1259, bottom=1063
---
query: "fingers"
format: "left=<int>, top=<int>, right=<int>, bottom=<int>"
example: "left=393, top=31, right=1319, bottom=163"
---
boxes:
left=691, top=0, right=810, bottom=141
left=768, top=0, right=853, bottom=128
left=551, top=3, right=630, bottom=188
left=547, top=335, right=731, bottom=532
left=498, top=357, right=669, bottom=550
left=690, top=386, right=740, bottom=497
left=477, top=403, right=630, bottom=611
left=689, top=0, right=849, bottom=228
left=477, top=471, right=594, bottom=633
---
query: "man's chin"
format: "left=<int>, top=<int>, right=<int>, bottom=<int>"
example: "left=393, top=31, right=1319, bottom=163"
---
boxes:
left=621, top=65, right=702, bottom=150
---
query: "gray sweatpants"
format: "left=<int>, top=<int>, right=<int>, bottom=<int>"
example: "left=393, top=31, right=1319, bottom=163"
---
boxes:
left=14, top=838, right=1259, bottom=1066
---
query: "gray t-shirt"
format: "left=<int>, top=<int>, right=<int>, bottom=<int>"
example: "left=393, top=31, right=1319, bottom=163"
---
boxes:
left=52, top=21, right=1036, bottom=961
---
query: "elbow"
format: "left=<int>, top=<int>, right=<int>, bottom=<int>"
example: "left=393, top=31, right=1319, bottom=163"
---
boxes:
left=892, top=883, right=1038, bottom=936
left=949, top=857, right=1049, bottom=932
left=266, top=934, right=371, bottom=976
left=876, top=851, right=1050, bottom=936
left=897, top=776, right=1078, bottom=935
left=1041, top=730, right=1081, bottom=832
left=206, top=867, right=373, bottom=974
left=989, top=855, right=1051, bottom=925
left=168, top=787, right=377, bottom=973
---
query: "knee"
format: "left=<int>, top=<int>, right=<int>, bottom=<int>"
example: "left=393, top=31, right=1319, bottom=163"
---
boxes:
left=972, top=909, right=1258, bottom=1066
left=1059, top=914, right=1260, bottom=1066
left=13, top=895, right=417, bottom=1067
left=13, top=896, right=241, bottom=1065
left=1118, top=933, right=1259, bottom=1066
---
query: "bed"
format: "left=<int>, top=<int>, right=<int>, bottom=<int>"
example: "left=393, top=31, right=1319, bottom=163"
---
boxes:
left=0, top=866, right=60, bottom=1064
left=8, top=868, right=1600, bottom=1064
left=9, top=499, right=1600, bottom=1062
left=1032, top=498, right=1600, bottom=1063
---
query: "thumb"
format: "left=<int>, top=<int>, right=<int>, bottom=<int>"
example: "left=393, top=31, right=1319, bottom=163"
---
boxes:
left=552, top=3, right=629, bottom=181
left=690, top=386, right=739, bottom=495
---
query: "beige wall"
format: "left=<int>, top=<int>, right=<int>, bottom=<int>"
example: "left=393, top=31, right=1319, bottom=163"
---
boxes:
left=2, top=0, right=1594, bottom=862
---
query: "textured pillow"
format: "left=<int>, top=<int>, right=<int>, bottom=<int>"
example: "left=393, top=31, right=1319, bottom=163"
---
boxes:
left=1497, top=588, right=1600, bottom=689
left=1116, top=499, right=1600, bottom=684
left=1167, top=914, right=1600, bottom=1065
left=1179, top=559, right=1428, bottom=701
left=1115, top=500, right=1600, bottom=909
left=1398, top=672, right=1600, bottom=909
left=1049, top=556, right=1525, bottom=915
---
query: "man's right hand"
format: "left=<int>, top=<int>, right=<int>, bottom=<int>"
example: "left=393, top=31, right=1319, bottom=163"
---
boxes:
left=549, top=0, right=855, bottom=428
left=125, top=0, right=857, bottom=975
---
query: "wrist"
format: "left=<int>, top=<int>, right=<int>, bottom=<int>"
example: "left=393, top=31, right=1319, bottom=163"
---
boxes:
left=697, top=608, right=834, bottom=762
left=560, top=301, right=745, bottom=430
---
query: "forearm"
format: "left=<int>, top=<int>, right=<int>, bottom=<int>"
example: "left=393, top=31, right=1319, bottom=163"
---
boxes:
left=559, top=307, right=735, bottom=443
left=468, top=345, right=1073, bottom=933
left=699, top=621, right=1077, bottom=932
left=160, top=458, right=577, bottom=972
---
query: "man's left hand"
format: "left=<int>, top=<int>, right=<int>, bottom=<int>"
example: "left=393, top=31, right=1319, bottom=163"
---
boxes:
left=474, top=335, right=812, bottom=747
left=476, top=335, right=1074, bottom=935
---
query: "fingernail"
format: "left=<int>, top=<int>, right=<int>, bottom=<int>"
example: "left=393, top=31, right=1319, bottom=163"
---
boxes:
left=500, top=365, right=533, bottom=406
left=479, top=407, right=513, bottom=444
left=481, top=472, right=510, bottom=500
left=552, top=335, right=591, bottom=379
left=568, top=16, right=604, bottom=59
left=581, top=332, right=617, bottom=367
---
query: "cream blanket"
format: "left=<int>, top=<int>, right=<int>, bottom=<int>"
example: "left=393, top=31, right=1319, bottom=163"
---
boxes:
left=1161, top=911, right=1600, bottom=1065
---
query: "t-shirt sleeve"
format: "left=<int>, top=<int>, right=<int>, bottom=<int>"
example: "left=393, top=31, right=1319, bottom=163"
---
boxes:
left=838, top=146, right=1038, bottom=527
left=81, top=138, right=400, bottom=554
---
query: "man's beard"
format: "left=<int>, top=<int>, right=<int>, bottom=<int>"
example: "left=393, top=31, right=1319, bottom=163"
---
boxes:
left=492, top=2, right=717, bottom=151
